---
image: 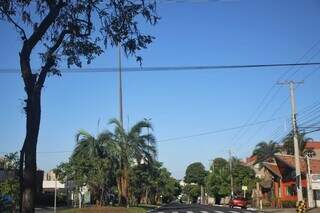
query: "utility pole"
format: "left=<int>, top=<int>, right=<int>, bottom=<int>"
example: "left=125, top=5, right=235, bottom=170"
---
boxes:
left=305, top=153, right=314, bottom=208
left=54, top=178, right=57, bottom=213
left=278, top=81, right=303, bottom=201
left=118, top=46, right=124, bottom=126
left=229, top=149, right=234, bottom=197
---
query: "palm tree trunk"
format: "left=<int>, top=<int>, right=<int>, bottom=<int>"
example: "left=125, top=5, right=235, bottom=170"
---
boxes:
left=100, top=187, right=104, bottom=206
left=121, top=166, right=129, bottom=206
left=117, top=177, right=122, bottom=205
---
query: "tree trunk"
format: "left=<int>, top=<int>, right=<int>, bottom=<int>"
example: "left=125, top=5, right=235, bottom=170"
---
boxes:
left=145, top=188, right=149, bottom=204
left=21, top=89, right=41, bottom=213
left=122, top=166, right=129, bottom=207
left=117, top=177, right=123, bottom=205
left=100, top=187, right=104, bottom=206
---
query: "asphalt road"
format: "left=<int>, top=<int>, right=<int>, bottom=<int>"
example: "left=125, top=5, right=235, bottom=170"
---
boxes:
left=148, top=203, right=257, bottom=213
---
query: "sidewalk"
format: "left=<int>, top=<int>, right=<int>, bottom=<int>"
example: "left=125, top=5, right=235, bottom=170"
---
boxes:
left=261, top=207, right=320, bottom=213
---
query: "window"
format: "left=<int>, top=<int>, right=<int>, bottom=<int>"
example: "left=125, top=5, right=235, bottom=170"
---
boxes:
left=286, top=184, right=297, bottom=196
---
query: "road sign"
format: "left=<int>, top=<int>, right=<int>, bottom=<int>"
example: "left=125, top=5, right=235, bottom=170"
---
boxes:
left=311, top=174, right=320, bottom=190
left=242, top=186, right=248, bottom=191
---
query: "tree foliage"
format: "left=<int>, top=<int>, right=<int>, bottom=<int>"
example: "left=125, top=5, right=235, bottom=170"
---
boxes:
left=206, top=157, right=230, bottom=202
left=281, top=131, right=312, bottom=156
left=183, top=184, right=200, bottom=203
left=56, top=118, right=179, bottom=206
left=206, top=157, right=257, bottom=201
left=184, top=162, right=207, bottom=186
left=130, top=161, right=181, bottom=205
left=0, top=1, right=159, bottom=211
left=0, top=152, right=20, bottom=207
left=252, top=141, right=281, bottom=163
left=232, top=161, right=256, bottom=196
left=0, top=0, right=159, bottom=71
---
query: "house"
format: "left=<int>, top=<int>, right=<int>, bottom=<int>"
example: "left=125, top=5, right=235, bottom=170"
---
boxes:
left=259, top=154, right=320, bottom=207
left=42, top=170, right=90, bottom=206
left=42, top=170, right=65, bottom=193
left=305, top=141, right=320, bottom=159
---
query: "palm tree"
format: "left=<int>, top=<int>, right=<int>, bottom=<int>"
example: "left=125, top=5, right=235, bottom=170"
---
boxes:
left=252, top=141, right=281, bottom=163
left=281, top=131, right=313, bottom=156
left=109, top=118, right=156, bottom=206
left=72, top=130, right=116, bottom=206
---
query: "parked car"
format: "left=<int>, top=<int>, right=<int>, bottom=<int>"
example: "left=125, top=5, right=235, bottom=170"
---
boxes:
left=229, top=196, right=248, bottom=209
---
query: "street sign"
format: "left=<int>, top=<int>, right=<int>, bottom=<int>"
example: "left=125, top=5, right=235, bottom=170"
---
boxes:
left=311, top=174, right=320, bottom=190
left=242, top=186, right=248, bottom=198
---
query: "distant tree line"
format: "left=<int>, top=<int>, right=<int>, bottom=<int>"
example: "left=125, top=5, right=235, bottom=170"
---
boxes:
left=183, top=159, right=256, bottom=204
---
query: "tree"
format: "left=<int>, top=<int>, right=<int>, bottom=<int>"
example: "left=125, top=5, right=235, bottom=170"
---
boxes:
left=206, top=157, right=256, bottom=202
left=56, top=119, right=156, bottom=207
left=231, top=159, right=256, bottom=196
left=206, top=169, right=230, bottom=204
left=130, top=161, right=181, bottom=205
left=184, top=162, right=207, bottom=203
left=206, top=158, right=230, bottom=204
left=0, top=1, right=158, bottom=211
left=184, top=162, right=207, bottom=186
left=55, top=129, right=118, bottom=206
left=183, top=184, right=200, bottom=204
left=0, top=153, right=20, bottom=209
left=252, top=141, right=281, bottom=163
left=210, top=157, right=228, bottom=171
left=282, top=131, right=313, bottom=156
left=109, top=118, right=156, bottom=206
left=152, top=166, right=181, bottom=204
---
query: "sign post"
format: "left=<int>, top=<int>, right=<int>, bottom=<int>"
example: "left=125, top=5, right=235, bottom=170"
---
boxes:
left=311, top=174, right=320, bottom=190
left=242, top=186, right=248, bottom=198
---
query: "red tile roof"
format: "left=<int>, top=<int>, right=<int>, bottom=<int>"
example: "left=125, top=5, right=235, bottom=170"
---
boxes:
left=274, top=154, right=320, bottom=174
left=245, top=155, right=257, bottom=164
left=263, top=162, right=282, bottom=178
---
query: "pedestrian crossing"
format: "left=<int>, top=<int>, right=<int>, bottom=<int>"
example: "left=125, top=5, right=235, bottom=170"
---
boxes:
left=154, top=211, right=253, bottom=213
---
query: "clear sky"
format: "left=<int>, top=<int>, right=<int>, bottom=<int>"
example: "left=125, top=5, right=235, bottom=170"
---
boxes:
left=1, top=0, right=320, bottom=179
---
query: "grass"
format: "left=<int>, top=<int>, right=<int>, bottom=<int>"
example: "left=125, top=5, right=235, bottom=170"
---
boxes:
left=58, top=206, right=148, bottom=213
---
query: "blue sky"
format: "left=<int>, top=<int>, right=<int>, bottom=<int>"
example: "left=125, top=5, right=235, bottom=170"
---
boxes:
left=1, top=0, right=320, bottom=179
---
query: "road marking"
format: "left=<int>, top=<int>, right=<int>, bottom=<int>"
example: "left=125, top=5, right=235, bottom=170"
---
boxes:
left=229, top=211, right=239, bottom=213
left=186, top=211, right=194, bottom=213
left=200, top=211, right=209, bottom=213
left=214, top=211, right=225, bottom=213
left=172, top=212, right=179, bottom=213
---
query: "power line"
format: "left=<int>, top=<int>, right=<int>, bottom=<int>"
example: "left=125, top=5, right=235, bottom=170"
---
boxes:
left=1, top=62, right=320, bottom=74
left=230, top=40, right=320, bottom=150
left=0, top=116, right=285, bottom=155
left=243, top=64, right=320, bottom=146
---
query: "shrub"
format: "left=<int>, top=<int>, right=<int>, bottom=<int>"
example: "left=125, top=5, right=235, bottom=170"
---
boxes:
left=281, top=200, right=296, bottom=208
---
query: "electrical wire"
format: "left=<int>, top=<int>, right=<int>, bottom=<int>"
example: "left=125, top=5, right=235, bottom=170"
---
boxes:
left=1, top=62, right=320, bottom=74
left=0, top=116, right=286, bottom=155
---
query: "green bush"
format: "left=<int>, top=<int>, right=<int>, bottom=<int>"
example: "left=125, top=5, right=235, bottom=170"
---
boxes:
left=281, top=200, right=296, bottom=208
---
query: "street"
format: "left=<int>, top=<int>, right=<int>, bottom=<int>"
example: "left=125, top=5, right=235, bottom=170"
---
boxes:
left=148, top=203, right=256, bottom=213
